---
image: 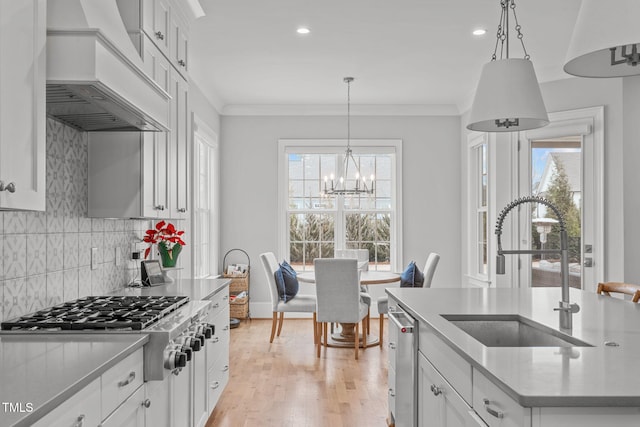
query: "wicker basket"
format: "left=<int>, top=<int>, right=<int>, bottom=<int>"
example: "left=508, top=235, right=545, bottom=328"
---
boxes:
left=223, top=249, right=250, bottom=320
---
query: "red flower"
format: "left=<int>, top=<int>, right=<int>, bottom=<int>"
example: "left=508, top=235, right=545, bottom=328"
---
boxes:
left=143, top=221, right=186, bottom=259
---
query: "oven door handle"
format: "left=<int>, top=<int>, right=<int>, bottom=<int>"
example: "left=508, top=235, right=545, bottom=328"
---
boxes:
left=388, top=310, right=415, bottom=333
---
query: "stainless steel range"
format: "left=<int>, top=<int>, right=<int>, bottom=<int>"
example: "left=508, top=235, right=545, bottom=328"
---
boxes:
left=1, top=295, right=213, bottom=381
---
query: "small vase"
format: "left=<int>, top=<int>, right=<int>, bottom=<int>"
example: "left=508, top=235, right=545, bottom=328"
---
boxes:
left=158, top=242, right=182, bottom=268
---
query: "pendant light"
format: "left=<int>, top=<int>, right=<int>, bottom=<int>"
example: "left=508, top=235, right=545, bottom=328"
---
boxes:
left=564, top=0, right=640, bottom=78
left=322, top=77, right=374, bottom=196
left=467, top=0, right=549, bottom=132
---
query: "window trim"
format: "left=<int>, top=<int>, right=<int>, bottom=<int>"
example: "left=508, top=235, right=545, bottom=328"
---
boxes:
left=278, top=139, right=403, bottom=271
left=467, top=133, right=491, bottom=287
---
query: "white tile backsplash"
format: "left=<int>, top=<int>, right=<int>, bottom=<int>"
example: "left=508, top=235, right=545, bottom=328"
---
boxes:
left=0, top=119, right=148, bottom=321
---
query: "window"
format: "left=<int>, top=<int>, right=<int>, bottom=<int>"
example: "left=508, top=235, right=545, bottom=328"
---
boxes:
left=193, top=120, right=219, bottom=278
left=468, top=134, right=489, bottom=281
left=279, top=140, right=402, bottom=272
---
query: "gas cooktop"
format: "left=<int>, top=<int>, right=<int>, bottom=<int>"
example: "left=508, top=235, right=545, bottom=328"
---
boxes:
left=1, top=295, right=190, bottom=331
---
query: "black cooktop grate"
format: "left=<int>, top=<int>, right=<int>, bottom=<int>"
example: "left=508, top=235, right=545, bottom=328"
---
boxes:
left=1, top=295, right=189, bottom=331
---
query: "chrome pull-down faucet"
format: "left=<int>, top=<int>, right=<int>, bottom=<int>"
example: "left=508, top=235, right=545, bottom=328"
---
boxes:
left=495, top=196, right=580, bottom=332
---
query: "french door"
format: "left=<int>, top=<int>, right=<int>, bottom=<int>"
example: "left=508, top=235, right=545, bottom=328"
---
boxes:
left=517, top=107, right=604, bottom=293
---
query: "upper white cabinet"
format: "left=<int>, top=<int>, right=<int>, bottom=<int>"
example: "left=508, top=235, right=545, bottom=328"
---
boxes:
left=169, top=70, right=190, bottom=219
left=0, top=0, right=46, bottom=211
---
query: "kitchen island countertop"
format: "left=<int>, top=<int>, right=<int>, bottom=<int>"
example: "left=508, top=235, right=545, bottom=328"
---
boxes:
left=387, top=287, right=640, bottom=407
left=0, top=334, right=148, bottom=427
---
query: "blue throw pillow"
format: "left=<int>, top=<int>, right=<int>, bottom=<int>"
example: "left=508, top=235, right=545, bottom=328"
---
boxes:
left=280, top=260, right=299, bottom=302
left=274, top=268, right=286, bottom=300
left=400, top=261, right=425, bottom=288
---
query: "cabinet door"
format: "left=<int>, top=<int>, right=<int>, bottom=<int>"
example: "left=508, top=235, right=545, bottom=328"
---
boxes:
left=143, top=0, right=170, bottom=55
left=170, top=14, right=189, bottom=77
left=171, top=365, right=192, bottom=427
left=169, top=71, right=190, bottom=220
left=0, top=0, right=45, bottom=210
left=418, top=353, right=484, bottom=427
left=101, top=385, right=146, bottom=427
left=145, top=379, right=171, bottom=427
left=32, top=378, right=101, bottom=427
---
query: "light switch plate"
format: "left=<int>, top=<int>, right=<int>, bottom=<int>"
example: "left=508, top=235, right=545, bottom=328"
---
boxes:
left=91, top=247, right=98, bottom=270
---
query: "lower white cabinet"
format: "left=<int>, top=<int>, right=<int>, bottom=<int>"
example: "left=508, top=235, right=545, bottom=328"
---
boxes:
left=101, top=385, right=146, bottom=427
left=32, top=378, right=101, bottom=427
left=418, top=352, right=487, bottom=427
left=145, top=378, right=171, bottom=427
left=472, top=369, right=530, bottom=427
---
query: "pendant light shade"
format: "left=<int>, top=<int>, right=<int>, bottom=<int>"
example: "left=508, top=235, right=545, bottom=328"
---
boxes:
left=467, top=58, right=549, bottom=132
left=564, top=0, right=640, bottom=78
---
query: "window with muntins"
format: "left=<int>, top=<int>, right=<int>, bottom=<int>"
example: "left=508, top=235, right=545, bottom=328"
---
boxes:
left=280, top=140, right=401, bottom=272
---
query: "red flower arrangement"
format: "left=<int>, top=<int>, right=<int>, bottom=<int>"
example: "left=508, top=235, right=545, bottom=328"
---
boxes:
left=143, top=221, right=186, bottom=260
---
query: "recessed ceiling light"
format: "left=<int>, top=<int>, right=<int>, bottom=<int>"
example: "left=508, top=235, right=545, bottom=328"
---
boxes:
left=473, top=29, right=487, bottom=36
left=297, top=27, right=310, bottom=35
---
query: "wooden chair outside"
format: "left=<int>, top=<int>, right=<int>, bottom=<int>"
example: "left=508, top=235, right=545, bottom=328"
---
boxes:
left=597, top=282, right=640, bottom=302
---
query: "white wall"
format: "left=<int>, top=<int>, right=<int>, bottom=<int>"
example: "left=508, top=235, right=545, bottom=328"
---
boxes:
left=460, top=76, right=626, bottom=287
left=219, top=115, right=461, bottom=317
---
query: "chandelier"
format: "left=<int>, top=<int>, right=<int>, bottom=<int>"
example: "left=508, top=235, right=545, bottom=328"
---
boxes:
left=322, top=77, right=374, bottom=196
left=467, top=0, right=548, bottom=132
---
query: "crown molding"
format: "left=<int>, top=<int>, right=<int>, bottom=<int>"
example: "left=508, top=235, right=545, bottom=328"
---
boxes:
left=221, top=104, right=460, bottom=116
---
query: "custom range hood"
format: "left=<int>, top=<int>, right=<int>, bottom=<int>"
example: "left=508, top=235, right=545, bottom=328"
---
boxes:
left=46, top=0, right=170, bottom=132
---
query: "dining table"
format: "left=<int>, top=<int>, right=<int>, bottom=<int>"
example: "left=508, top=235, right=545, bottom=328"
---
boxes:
left=297, top=270, right=401, bottom=348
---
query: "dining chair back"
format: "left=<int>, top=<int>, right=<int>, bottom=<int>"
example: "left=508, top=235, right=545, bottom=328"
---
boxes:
left=378, top=252, right=440, bottom=345
left=597, top=282, right=640, bottom=302
left=314, top=258, right=369, bottom=359
left=260, top=252, right=317, bottom=343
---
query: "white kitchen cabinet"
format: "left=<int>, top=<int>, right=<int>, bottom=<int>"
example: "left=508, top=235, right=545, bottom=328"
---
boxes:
left=418, top=352, right=487, bottom=427
left=145, top=379, right=171, bottom=427
left=0, top=0, right=46, bottom=211
left=472, top=369, right=530, bottom=427
left=204, top=289, right=230, bottom=423
left=142, top=0, right=171, bottom=56
left=32, top=378, right=101, bottom=427
left=101, top=385, right=146, bottom=427
left=169, top=69, right=190, bottom=220
left=170, top=12, right=190, bottom=78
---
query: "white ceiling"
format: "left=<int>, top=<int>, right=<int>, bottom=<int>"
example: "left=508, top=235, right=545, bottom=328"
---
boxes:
left=189, top=0, right=582, bottom=115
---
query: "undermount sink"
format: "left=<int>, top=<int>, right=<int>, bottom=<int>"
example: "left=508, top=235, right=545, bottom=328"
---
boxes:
left=441, top=314, right=593, bottom=347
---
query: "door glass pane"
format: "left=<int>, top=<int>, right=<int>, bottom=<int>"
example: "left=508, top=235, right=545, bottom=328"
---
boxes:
left=530, top=137, right=582, bottom=289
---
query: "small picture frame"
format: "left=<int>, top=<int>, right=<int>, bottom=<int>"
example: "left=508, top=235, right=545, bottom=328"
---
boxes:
left=141, top=260, right=165, bottom=286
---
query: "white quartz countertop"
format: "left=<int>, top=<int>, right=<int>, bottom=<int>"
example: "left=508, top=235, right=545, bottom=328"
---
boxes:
left=112, top=277, right=230, bottom=301
left=387, top=287, right=640, bottom=407
left=0, top=334, right=148, bottom=427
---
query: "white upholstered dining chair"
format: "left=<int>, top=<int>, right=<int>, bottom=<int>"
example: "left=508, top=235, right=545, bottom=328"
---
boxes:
left=314, top=258, right=370, bottom=359
left=260, top=252, right=317, bottom=343
left=377, top=252, right=440, bottom=344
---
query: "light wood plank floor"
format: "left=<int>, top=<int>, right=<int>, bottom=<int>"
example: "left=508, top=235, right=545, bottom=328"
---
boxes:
left=206, top=318, right=389, bottom=427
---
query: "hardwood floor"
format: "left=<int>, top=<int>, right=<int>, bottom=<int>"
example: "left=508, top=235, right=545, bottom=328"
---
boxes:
left=206, top=318, right=390, bottom=427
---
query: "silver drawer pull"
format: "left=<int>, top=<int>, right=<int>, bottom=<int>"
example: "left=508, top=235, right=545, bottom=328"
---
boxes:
left=483, top=398, right=504, bottom=419
left=210, top=381, right=220, bottom=389
left=178, top=208, right=187, bottom=213
left=118, top=371, right=136, bottom=387
left=73, top=414, right=85, bottom=427
left=178, top=59, right=186, bottom=67
left=155, top=31, right=164, bottom=40
left=142, top=399, right=151, bottom=408
left=212, top=337, right=220, bottom=343
left=213, top=302, right=220, bottom=308
left=388, top=388, right=395, bottom=397
left=223, top=325, right=229, bottom=331
left=430, top=384, right=442, bottom=396
left=0, top=181, right=16, bottom=193
left=222, top=365, right=229, bottom=372
left=388, top=342, right=396, bottom=350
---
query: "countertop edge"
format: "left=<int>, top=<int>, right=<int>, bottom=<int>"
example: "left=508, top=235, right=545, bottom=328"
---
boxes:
left=13, top=335, right=149, bottom=427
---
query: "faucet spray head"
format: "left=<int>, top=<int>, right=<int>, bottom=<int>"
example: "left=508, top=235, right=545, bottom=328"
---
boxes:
left=496, top=254, right=506, bottom=274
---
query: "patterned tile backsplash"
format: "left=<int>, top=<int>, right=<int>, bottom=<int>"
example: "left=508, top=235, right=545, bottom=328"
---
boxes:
left=0, top=119, right=150, bottom=321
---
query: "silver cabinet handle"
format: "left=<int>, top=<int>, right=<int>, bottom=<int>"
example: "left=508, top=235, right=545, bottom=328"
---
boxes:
left=178, top=208, right=187, bottom=213
left=210, top=381, right=220, bottom=389
left=430, top=384, right=442, bottom=396
left=211, top=337, right=220, bottom=344
left=388, top=342, right=396, bottom=350
left=155, top=31, right=164, bottom=40
left=142, top=399, right=151, bottom=408
left=118, top=371, right=136, bottom=387
left=222, top=365, right=229, bottom=372
left=482, top=398, right=504, bottom=419
left=388, top=388, right=395, bottom=397
left=178, top=60, right=186, bottom=67
left=73, top=414, right=85, bottom=427
left=155, top=204, right=165, bottom=210
left=0, top=181, right=15, bottom=193
left=223, top=325, right=229, bottom=331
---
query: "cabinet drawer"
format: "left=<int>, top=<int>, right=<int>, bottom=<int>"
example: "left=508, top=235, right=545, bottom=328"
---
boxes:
left=32, top=378, right=101, bottom=427
left=101, top=384, right=145, bottom=427
left=207, top=353, right=230, bottom=411
left=208, top=290, right=229, bottom=318
left=102, top=348, right=144, bottom=420
left=419, top=327, right=472, bottom=404
left=472, top=369, right=531, bottom=427
left=207, top=306, right=230, bottom=370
